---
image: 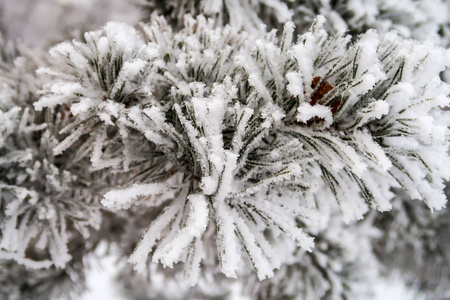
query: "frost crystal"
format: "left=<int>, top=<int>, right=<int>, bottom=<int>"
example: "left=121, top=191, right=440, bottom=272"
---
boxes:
left=32, top=16, right=450, bottom=285
left=1, top=1, right=449, bottom=298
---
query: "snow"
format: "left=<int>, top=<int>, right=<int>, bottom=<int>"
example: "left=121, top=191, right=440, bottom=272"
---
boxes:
left=81, top=244, right=124, bottom=300
left=286, top=72, right=303, bottom=97
left=152, top=194, right=208, bottom=269
left=2, top=3, right=450, bottom=298
left=232, top=209, right=275, bottom=280
left=34, top=81, right=83, bottom=110
left=352, top=129, right=392, bottom=171
left=199, top=176, right=217, bottom=195
left=297, top=103, right=333, bottom=128
left=128, top=187, right=188, bottom=273
left=102, top=183, right=168, bottom=210
left=70, top=97, right=99, bottom=115
left=109, top=59, right=147, bottom=99
left=373, top=273, right=425, bottom=300
left=81, top=249, right=426, bottom=300
left=247, top=73, right=273, bottom=103
left=213, top=200, right=241, bottom=278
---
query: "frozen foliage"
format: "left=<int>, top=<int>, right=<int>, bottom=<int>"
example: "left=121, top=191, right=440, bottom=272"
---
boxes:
left=288, top=0, right=450, bottom=43
left=142, top=0, right=292, bottom=33
left=116, top=207, right=382, bottom=300
left=0, top=234, right=94, bottom=300
left=374, top=189, right=450, bottom=299
left=33, top=15, right=450, bottom=288
left=1, top=0, right=450, bottom=298
left=243, top=217, right=381, bottom=300
left=36, top=22, right=161, bottom=171
left=0, top=36, right=102, bottom=271
left=142, top=0, right=450, bottom=45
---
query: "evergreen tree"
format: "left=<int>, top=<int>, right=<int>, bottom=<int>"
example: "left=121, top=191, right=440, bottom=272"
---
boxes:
left=0, top=1, right=449, bottom=299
